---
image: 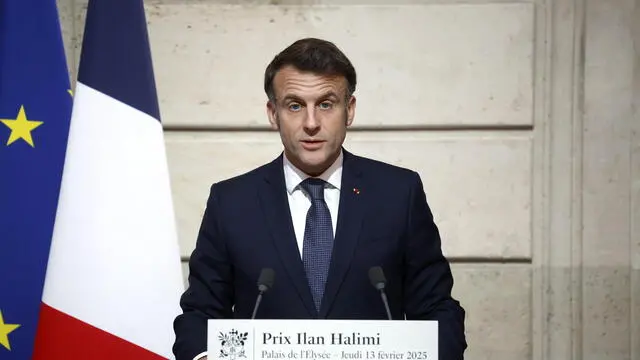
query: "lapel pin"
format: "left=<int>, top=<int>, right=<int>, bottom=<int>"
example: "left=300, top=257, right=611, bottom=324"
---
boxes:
left=353, top=188, right=360, bottom=195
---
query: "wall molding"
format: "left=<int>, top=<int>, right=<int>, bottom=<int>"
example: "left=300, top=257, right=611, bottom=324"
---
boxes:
left=532, top=0, right=585, bottom=359
left=630, top=2, right=639, bottom=359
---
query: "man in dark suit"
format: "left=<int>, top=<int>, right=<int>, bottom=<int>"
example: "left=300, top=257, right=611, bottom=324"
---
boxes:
left=173, top=38, right=466, bottom=360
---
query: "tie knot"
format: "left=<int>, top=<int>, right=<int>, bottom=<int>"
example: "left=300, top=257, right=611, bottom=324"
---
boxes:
left=301, top=178, right=326, bottom=200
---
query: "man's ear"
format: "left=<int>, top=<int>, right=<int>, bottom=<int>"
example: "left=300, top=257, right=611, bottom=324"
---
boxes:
left=346, top=95, right=356, bottom=127
left=266, top=100, right=278, bottom=130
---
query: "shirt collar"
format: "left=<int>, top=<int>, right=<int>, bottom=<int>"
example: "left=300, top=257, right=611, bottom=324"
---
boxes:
left=283, top=150, right=343, bottom=195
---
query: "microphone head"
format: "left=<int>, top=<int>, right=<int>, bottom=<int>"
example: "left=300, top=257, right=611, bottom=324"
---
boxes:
left=257, top=268, right=275, bottom=292
left=368, top=266, right=386, bottom=290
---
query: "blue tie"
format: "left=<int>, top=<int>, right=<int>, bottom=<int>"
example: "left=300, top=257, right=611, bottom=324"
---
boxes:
left=300, top=178, right=334, bottom=312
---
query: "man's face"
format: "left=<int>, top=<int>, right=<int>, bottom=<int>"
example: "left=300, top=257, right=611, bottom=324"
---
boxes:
left=267, top=65, right=356, bottom=176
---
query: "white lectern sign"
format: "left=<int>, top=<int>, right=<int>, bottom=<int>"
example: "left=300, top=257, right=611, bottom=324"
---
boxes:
left=207, top=320, right=438, bottom=360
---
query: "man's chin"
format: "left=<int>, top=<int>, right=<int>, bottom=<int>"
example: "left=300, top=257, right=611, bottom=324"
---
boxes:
left=299, top=157, right=332, bottom=176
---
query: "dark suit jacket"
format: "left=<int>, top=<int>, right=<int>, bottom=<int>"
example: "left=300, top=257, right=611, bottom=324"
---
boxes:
left=173, top=149, right=466, bottom=360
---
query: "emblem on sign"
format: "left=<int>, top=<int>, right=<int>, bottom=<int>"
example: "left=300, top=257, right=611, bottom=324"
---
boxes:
left=218, top=329, right=249, bottom=360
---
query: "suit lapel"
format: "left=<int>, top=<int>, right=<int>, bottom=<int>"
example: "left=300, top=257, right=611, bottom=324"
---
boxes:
left=259, top=155, right=317, bottom=317
left=319, top=150, right=365, bottom=318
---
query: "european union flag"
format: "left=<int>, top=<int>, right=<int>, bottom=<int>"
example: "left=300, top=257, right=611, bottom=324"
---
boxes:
left=0, top=0, right=73, bottom=358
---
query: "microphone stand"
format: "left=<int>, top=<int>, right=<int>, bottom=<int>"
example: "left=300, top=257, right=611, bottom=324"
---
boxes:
left=378, top=288, right=393, bottom=320
left=251, top=285, right=268, bottom=319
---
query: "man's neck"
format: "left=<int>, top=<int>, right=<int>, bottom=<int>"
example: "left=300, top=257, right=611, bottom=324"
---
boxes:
left=283, top=150, right=344, bottom=193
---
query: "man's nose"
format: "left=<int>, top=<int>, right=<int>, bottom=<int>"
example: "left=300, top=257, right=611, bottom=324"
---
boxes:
left=303, top=108, right=320, bottom=131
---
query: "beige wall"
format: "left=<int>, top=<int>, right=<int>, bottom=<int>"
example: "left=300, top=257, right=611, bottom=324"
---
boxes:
left=57, top=0, right=639, bottom=359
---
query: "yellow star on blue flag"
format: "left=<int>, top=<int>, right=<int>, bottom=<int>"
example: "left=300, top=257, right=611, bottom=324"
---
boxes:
left=1, top=105, right=44, bottom=147
left=0, top=310, right=21, bottom=351
left=0, top=0, right=73, bottom=358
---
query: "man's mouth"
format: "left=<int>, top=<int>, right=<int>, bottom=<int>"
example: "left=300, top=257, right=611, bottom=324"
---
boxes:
left=300, top=140, right=324, bottom=149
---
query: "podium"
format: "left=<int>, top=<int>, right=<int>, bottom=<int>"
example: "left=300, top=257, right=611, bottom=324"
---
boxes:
left=208, top=320, right=438, bottom=360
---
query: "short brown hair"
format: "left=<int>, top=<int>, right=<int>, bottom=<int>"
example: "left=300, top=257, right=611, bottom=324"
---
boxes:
left=264, top=38, right=357, bottom=101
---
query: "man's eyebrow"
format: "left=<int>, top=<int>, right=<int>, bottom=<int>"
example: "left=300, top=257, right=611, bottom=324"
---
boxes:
left=281, top=94, right=303, bottom=103
left=318, top=91, right=339, bottom=100
left=279, top=91, right=341, bottom=103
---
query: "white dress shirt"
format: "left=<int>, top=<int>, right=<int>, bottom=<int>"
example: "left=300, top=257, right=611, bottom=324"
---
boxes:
left=283, top=151, right=342, bottom=256
left=193, top=152, right=343, bottom=360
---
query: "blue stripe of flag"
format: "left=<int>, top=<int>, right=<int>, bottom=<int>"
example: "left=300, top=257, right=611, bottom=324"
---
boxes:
left=0, top=0, right=73, bottom=358
left=78, top=0, right=161, bottom=122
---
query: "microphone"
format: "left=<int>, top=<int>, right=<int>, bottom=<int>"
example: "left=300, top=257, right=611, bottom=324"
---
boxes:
left=251, top=268, right=275, bottom=319
left=368, top=266, right=392, bottom=320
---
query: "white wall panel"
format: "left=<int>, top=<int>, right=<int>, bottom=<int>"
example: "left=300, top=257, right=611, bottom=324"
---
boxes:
left=166, top=131, right=532, bottom=259
left=141, top=3, right=534, bottom=128
left=451, top=265, right=531, bottom=360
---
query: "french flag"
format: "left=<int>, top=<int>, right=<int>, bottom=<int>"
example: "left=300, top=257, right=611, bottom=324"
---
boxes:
left=33, top=0, right=185, bottom=358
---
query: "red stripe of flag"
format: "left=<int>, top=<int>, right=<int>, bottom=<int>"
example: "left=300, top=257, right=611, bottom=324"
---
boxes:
left=33, top=303, right=167, bottom=359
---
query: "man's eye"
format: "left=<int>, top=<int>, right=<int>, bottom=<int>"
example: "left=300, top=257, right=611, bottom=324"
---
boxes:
left=319, top=102, right=332, bottom=109
left=289, top=103, right=301, bottom=111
